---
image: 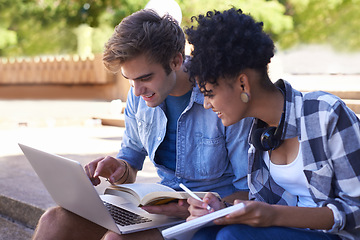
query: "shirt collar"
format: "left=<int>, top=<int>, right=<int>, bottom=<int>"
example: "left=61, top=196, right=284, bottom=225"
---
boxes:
left=274, top=79, right=301, bottom=140
left=158, top=84, right=203, bottom=112
left=190, top=84, right=205, bottom=105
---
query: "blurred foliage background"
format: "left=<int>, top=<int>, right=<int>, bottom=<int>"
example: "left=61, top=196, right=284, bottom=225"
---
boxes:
left=0, top=0, right=359, bottom=57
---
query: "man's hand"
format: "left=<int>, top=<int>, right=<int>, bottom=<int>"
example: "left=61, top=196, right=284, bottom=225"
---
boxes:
left=84, top=156, right=129, bottom=186
left=141, top=200, right=190, bottom=219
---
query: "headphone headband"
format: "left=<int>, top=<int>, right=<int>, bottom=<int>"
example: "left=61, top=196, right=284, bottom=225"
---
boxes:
left=273, top=87, right=286, bottom=140
left=250, top=82, right=286, bottom=151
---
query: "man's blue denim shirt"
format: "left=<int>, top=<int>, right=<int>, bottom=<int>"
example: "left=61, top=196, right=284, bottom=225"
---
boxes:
left=117, top=85, right=252, bottom=198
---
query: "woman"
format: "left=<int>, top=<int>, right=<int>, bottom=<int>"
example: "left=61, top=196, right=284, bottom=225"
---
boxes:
left=184, top=8, right=360, bottom=240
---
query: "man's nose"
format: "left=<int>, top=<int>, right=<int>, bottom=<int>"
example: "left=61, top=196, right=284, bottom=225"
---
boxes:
left=130, top=80, right=144, bottom=96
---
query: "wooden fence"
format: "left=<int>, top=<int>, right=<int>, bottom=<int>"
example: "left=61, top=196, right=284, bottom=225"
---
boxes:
left=0, top=54, right=114, bottom=85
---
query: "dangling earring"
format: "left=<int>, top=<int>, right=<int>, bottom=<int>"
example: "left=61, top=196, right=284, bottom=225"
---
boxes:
left=241, top=92, right=250, bottom=103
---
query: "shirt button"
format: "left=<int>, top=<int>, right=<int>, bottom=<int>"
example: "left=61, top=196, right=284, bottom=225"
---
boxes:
left=138, top=122, right=141, bottom=126
left=157, top=137, right=161, bottom=141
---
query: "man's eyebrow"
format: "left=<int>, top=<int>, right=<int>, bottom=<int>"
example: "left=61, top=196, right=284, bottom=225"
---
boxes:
left=121, top=72, right=153, bottom=80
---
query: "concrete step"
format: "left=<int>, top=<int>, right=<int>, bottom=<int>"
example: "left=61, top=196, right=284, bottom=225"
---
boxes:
left=328, top=91, right=360, bottom=100
left=343, top=99, right=360, bottom=114
left=0, top=194, right=40, bottom=240
left=97, top=99, right=360, bottom=125
left=93, top=114, right=125, bottom=128
left=0, top=215, right=33, bottom=240
left=0, top=195, right=45, bottom=231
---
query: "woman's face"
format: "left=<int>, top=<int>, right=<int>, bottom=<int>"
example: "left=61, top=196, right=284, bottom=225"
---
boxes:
left=202, top=77, right=246, bottom=126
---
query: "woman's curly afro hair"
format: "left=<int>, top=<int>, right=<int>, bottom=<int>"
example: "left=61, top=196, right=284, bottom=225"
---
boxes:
left=185, top=8, right=275, bottom=91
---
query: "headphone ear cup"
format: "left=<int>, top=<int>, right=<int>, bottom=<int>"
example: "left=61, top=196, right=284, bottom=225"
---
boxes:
left=251, top=127, right=282, bottom=151
left=260, top=127, right=278, bottom=151
left=251, top=128, right=268, bottom=151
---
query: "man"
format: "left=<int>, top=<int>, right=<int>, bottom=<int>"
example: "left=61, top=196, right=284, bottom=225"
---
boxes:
left=32, top=9, right=251, bottom=240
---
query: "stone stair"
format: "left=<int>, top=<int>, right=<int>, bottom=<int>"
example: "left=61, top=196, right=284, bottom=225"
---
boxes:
left=321, top=91, right=360, bottom=116
left=284, top=75, right=360, bottom=116
left=343, top=99, right=360, bottom=115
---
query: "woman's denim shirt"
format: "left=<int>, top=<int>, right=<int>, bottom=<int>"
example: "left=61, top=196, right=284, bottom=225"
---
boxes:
left=117, top=86, right=251, bottom=197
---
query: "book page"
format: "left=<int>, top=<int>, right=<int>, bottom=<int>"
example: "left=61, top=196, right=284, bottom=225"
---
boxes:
left=107, top=183, right=176, bottom=201
left=103, top=188, right=140, bottom=204
left=141, top=192, right=212, bottom=206
left=140, top=191, right=188, bottom=206
left=105, top=183, right=220, bottom=207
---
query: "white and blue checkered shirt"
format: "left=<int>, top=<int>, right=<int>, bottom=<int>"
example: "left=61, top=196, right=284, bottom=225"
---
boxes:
left=248, top=80, right=360, bottom=240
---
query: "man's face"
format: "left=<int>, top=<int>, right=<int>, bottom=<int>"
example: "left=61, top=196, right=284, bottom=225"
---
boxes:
left=121, top=55, right=177, bottom=108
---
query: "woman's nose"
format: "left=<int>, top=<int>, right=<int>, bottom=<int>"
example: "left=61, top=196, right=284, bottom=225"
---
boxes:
left=203, top=98, right=212, bottom=109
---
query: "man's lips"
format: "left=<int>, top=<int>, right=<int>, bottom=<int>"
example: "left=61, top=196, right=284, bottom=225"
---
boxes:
left=142, top=93, right=155, bottom=100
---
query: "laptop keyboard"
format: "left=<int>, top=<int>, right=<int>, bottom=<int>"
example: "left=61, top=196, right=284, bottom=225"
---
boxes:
left=103, top=202, right=152, bottom=226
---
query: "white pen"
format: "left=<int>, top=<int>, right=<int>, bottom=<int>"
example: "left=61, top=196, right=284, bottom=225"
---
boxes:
left=179, top=183, right=212, bottom=211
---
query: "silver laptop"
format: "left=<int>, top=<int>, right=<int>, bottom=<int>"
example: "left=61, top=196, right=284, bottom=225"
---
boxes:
left=19, top=143, right=183, bottom=235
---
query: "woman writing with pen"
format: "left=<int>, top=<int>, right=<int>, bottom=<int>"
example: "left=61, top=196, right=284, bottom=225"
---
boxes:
left=184, top=8, right=360, bottom=240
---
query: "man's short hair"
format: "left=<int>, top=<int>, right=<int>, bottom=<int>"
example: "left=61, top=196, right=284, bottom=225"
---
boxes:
left=103, top=9, right=185, bottom=75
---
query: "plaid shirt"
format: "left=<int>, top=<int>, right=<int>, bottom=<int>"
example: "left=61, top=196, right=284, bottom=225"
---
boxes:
left=248, top=80, right=360, bottom=240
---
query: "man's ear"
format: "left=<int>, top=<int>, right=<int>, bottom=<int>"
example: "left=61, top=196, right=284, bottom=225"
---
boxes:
left=170, top=52, right=183, bottom=71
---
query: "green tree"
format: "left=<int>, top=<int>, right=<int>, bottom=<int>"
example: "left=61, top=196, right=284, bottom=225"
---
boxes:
left=179, top=0, right=360, bottom=51
left=179, top=0, right=293, bottom=43
left=1, top=0, right=359, bottom=57
left=279, top=0, right=360, bottom=50
left=0, top=0, right=76, bottom=56
left=0, top=0, right=147, bottom=57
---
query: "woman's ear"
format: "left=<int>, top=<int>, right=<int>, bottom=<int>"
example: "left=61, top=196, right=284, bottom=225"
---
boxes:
left=170, top=53, right=183, bottom=71
left=236, top=73, right=251, bottom=103
left=236, top=73, right=250, bottom=93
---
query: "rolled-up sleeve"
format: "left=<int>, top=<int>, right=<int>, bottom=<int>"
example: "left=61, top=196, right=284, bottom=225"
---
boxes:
left=116, top=89, right=147, bottom=170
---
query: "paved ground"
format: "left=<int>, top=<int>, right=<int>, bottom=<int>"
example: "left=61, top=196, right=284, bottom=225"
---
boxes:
left=0, top=73, right=359, bottom=239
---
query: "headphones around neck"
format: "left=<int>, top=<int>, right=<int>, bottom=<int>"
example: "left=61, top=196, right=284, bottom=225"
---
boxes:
left=251, top=83, right=286, bottom=151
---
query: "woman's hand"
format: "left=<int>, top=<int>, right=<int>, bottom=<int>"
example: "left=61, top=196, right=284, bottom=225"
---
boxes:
left=187, top=192, right=223, bottom=221
left=214, top=200, right=276, bottom=227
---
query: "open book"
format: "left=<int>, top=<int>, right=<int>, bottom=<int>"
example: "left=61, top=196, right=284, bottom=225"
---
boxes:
left=104, top=183, right=219, bottom=206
